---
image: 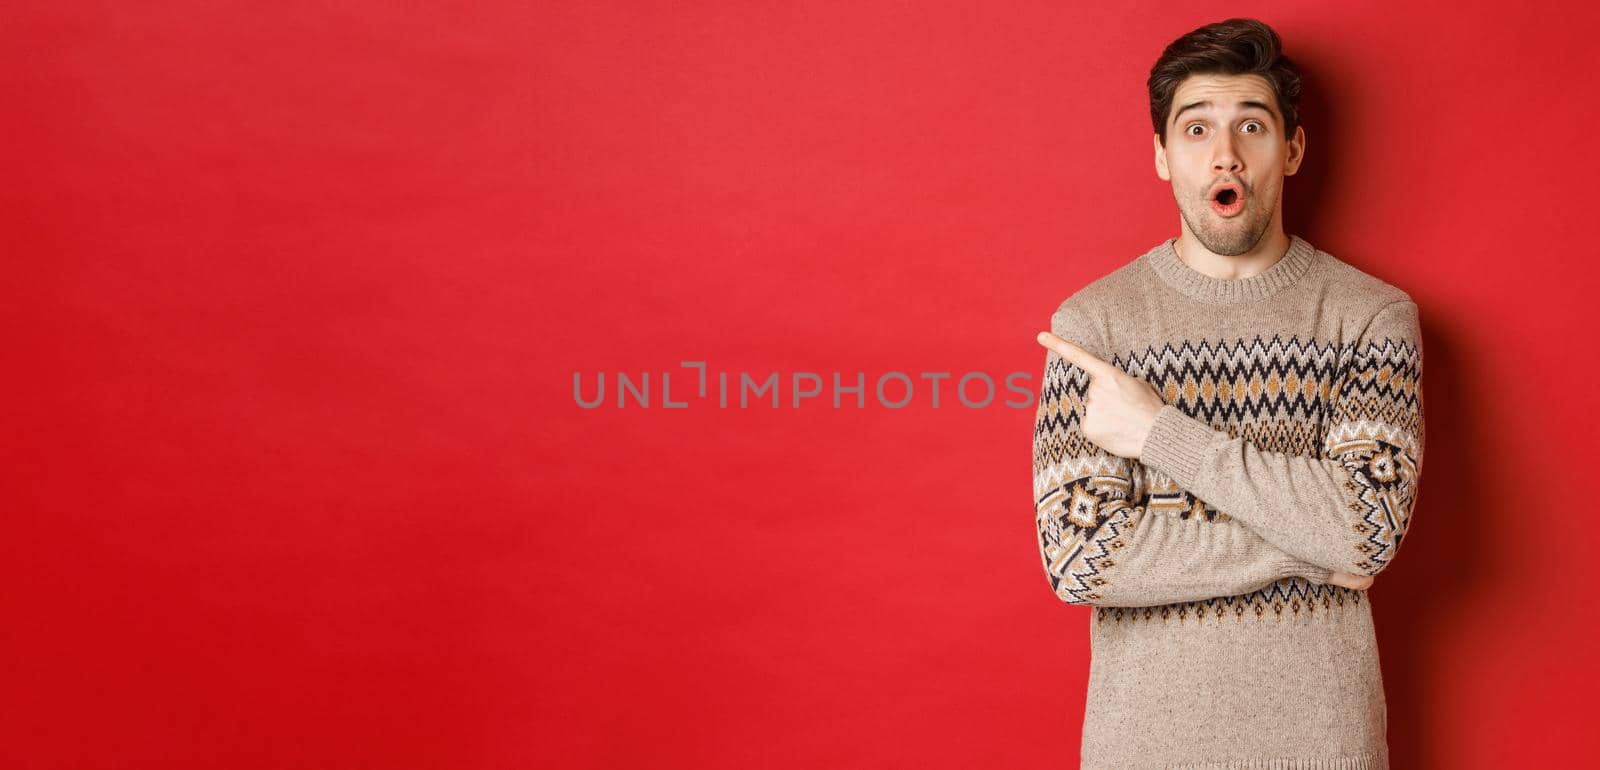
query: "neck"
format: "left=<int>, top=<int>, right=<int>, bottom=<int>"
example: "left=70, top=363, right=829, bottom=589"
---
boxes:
left=1145, top=231, right=1317, bottom=306
left=1173, top=227, right=1292, bottom=281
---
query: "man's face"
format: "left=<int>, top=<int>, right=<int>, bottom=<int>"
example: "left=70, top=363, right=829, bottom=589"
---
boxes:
left=1154, top=73, right=1305, bottom=256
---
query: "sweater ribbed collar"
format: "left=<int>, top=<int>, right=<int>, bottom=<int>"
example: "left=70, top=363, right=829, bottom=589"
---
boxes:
left=1144, top=233, right=1319, bottom=305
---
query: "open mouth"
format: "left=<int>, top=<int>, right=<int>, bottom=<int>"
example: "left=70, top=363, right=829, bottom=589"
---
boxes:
left=1209, top=184, right=1244, bottom=216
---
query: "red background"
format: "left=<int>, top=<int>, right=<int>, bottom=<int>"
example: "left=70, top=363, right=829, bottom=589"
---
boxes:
left=8, top=2, right=1600, bottom=768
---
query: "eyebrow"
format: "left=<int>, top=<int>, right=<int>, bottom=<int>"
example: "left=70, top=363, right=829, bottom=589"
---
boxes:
left=1172, top=99, right=1277, bottom=124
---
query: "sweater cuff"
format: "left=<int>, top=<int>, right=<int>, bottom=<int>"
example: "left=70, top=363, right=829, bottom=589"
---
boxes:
left=1139, top=404, right=1217, bottom=490
left=1277, top=560, right=1333, bottom=584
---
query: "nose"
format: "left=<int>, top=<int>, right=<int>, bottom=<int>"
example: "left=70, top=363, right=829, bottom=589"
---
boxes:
left=1212, top=132, right=1242, bottom=173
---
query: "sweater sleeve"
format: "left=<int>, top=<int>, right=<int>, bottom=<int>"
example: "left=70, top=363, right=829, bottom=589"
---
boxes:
left=1138, top=299, right=1426, bottom=578
left=1033, top=301, right=1335, bottom=607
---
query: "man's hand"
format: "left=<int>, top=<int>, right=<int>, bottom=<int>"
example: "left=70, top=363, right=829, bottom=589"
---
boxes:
left=1327, top=571, right=1375, bottom=591
left=1036, top=331, right=1166, bottom=459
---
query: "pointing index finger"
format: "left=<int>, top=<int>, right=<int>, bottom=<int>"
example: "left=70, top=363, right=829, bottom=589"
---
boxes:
left=1036, top=331, right=1116, bottom=379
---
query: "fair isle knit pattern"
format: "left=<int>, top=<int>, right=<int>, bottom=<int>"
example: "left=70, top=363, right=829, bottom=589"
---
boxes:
left=1032, top=234, right=1424, bottom=769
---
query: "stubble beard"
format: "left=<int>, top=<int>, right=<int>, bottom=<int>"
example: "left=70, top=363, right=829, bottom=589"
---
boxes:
left=1177, top=186, right=1274, bottom=257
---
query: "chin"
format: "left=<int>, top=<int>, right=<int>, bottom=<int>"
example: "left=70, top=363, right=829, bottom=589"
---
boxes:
left=1193, top=219, right=1265, bottom=256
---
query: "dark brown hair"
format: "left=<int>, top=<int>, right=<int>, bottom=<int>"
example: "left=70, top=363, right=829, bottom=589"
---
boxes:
left=1148, top=18, right=1302, bottom=146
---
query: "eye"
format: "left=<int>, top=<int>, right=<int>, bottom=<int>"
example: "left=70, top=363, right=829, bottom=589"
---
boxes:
left=1242, top=120, right=1266, bottom=134
left=1186, top=123, right=1205, bottom=136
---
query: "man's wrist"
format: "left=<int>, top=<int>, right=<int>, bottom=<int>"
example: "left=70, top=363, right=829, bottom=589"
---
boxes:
left=1138, top=404, right=1215, bottom=489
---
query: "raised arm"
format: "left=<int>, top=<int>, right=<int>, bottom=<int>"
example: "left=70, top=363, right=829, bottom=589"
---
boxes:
left=1138, top=299, right=1426, bottom=578
left=1034, top=301, right=1333, bottom=607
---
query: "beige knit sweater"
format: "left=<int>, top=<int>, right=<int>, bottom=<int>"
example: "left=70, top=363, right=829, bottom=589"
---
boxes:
left=1032, top=234, right=1425, bottom=769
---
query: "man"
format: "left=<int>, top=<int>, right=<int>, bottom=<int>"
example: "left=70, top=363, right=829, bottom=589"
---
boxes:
left=1031, top=17, right=1424, bottom=769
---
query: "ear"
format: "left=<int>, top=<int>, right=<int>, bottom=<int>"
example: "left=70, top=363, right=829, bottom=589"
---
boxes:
left=1284, top=125, right=1306, bottom=176
left=1153, top=133, right=1170, bottom=181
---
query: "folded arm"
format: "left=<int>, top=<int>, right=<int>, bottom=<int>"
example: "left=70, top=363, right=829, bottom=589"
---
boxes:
left=1034, top=300, right=1334, bottom=607
left=1138, top=299, right=1427, bottom=578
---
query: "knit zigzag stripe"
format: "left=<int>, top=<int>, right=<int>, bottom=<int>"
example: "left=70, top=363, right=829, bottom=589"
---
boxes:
left=1033, top=332, right=1423, bottom=621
